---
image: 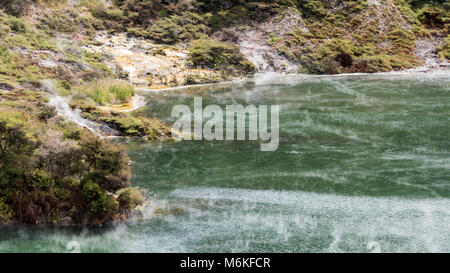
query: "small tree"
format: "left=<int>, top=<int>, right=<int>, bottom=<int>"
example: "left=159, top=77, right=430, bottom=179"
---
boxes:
left=38, top=131, right=83, bottom=179
left=0, top=119, right=36, bottom=171
left=79, top=133, right=131, bottom=192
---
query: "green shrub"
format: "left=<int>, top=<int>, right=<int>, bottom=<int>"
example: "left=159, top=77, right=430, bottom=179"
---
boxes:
left=38, top=132, right=84, bottom=179
left=0, top=12, right=55, bottom=50
left=0, top=110, right=37, bottom=170
left=208, top=6, right=251, bottom=31
left=126, top=27, right=149, bottom=38
left=82, top=180, right=119, bottom=219
left=438, top=35, right=450, bottom=60
left=148, top=16, right=183, bottom=44
left=98, top=8, right=125, bottom=21
left=188, top=38, right=256, bottom=75
left=37, top=104, right=57, bottom=122
left=416, top=5, right=447, bottom=29
left=1, top=0, right=30, bottom=16
left=34, top=6, right=99, bottom=37
left=148, top=12, right=209, bottom=44
left=303, top=38, right=357, bottom=74
left=107, top=0, right=177, bottom=27
left=298, top=0, right=328, bottom=17
left=0, top=99, right=140, bottom=225
left=389, top=28, right=416, bottom=54
left=355, top=53, right=418, bottom=72
left=0, top=45, right=11, bottom=64
left=61, top=122, right=82, bottom=140
left=0, top=198, right=13, bottom=224
left=6, top=16, right=27, bottom=33
left=79, top=133, right=131, bottom=192
left=117, top=187, right=146, bottom=212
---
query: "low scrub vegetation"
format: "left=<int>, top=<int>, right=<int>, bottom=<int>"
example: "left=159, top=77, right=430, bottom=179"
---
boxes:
left=148, top=12, right=210, bottom=44
left=0, top=100, right=143, bottom=226
left=438, top=35, right=450, bottom=60
left=188, top=38, right=256, bottom=75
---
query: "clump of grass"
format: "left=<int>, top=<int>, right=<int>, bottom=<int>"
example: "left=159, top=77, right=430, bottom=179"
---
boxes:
left=77, top=79, right=135, bottom=105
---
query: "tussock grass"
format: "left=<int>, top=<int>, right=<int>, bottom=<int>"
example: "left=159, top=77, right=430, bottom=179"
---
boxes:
left=77, top=79, right=135, bottom=105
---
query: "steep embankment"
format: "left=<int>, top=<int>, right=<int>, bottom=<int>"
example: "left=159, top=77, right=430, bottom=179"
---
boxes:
left=0, top=1, right=157, bottom=226
left=213, top=0, right=449, bottom=73
left=85, top=0, right=448, bottom=74
left=83, top=33, right=231, bottom=89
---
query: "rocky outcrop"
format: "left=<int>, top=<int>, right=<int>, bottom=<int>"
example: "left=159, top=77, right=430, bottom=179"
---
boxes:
left=84, top=33, right=232, bottom=89
left=214, top=1, right=449, bottom=74
left=215, top=8, right=304, bottom=73
left=413, top=37, right=450, bottom=71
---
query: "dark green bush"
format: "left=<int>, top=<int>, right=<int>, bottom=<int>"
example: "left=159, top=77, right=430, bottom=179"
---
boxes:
left=1, top=0, right=32, bottom=16
left=438, top=34, right=450, bottom=60
left=148, top=12, right=209, bottom=44
left=416, top=5, right=447, bottom=29
left=0, top=45, right=11, bottom=64
left=82, top=180, right=119, bottom=220
left=117, top=187, right=145, bottom=212
left=0, top=106, right=140, bottom=226
left=6, top=16, right=27, bottom=33
left=79, top=134, right=131, bottom=192
left=0, top=198, right=13, bottom=224
left=188, top=38, right=256, bottom=75
left=61, top=122, right=82, bottom=140
left=37, top=104, right=57, bottom=122
left=0, top=113, right=37, bottom=170
left=299, top=38, right=358, bottom=74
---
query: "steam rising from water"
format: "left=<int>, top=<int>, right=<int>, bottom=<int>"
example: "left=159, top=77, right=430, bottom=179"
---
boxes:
left=2, top=72, right=448, bottom=253
left=0, top=186, right=448, bottom=252
left=169, top=187, right=450, bottom=253
left=42, top=80, right=98, bottom=132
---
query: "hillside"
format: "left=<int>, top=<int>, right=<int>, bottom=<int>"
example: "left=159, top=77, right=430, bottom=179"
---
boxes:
left=0, top=0, right=449, bottom=226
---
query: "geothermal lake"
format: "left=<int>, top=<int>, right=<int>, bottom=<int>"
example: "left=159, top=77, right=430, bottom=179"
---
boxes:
left=1, top=72, right=449, bottom=253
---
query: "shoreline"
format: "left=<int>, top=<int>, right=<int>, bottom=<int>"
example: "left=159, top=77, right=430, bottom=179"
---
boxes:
left=86, top=67, right=450, bottom=139
left=135, top=67, right=450, bottom=93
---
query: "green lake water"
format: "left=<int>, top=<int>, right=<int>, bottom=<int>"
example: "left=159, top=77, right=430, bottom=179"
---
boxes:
left=1, top=72, right=449, bottom=252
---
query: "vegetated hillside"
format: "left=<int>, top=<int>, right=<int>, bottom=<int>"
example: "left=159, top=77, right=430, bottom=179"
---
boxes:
left=1, top=1, right=448, bottom=81
left=0, top=0, right=448, bottom=226
left=0, top=0, right=169, bottom=226
left=91, top=0, right=449, bottom=73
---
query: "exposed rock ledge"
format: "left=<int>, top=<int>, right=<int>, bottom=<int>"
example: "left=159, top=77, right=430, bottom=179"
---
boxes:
left=83, top=33, right=237, bottom=90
